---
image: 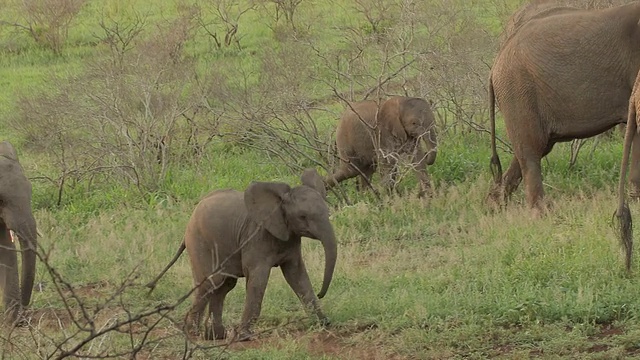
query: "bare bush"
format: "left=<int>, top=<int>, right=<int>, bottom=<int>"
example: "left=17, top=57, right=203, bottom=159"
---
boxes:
left=10, top=8, right=205, bottom=201
left=352, top=0, right=399, bottom=38
left=205, top=40, right=335, bottom=178
left=257, top=0, right=307, bottom=33
left=195, top=0, right=257, bottom=49
left=3, top=0, right=86, bottom=55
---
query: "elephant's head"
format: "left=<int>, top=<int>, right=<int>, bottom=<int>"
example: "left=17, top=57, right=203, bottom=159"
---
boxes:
left=378, top=96, right=438, bottom=165
left=0, top=141, right=37, bottom=308
left=244, top=168, right=337, bottom=298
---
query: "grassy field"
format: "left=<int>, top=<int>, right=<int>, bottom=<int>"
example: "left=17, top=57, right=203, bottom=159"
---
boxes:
left=1, top=0, right=640, bottom=359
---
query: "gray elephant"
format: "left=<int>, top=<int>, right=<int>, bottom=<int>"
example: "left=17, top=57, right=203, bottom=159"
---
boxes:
left=147, top=168, right=337, bottom=341
left=0, top=141, right=37, bottom=324
left=488, top=2, right=640, bottom=212
left=325, top=96, right=438, bottom=196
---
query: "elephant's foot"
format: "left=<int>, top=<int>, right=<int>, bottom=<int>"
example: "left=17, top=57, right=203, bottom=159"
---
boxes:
left=417, top=182, right=433, bottom=199
left=318, top=315, right=331, bottom=328
left=182, top=317, right=201, bottom=339
left=487, top=182, right=512, bottom=212
left=204, top=323, right=226, bottom=340
left=2, top=302, right=24, bottom=327
left=629, top=184, right=640, bottom=201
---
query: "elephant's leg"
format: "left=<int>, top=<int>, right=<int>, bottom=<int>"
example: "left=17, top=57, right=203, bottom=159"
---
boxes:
left=355, top=164, right=375, bottom=192
left=185, top=276, right=216, bottom=338
left=280, top=256, right=329, bottom=326
left=629, top=129, right=640, bottom=199
left=412, top=145, right=432, bottom=197
left=325, top=161, right=364, bottom=189
left=502, top=156, right=523, bottom=202
left=0, top=227, right=20, bottom=324
left=518, top=153, right=545, bottom=212
left=205, top=277, right=237, bottom=340
left=487, top=155, right=523, bottom=208
left=379, top=157, right=399, bottom=195
left=237, top=266, right=271, bottom=341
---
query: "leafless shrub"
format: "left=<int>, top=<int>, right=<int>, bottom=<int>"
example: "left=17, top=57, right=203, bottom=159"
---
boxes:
left=257, top=0, right=307, bottom=34
left=97, top=10, right=148, bottom=66
left=2, top=0, right=86, bottom=55
left=9, top=9, right=205, bottom=202
left=204, top=39, right=336, bottom=179
left=195, top=0, right=257, bottom=49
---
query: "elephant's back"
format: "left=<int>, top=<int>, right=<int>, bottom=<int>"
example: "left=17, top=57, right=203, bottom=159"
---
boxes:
left=492, top=4, right=640, bottom=130
left=186, top=190, right=246, bottom=242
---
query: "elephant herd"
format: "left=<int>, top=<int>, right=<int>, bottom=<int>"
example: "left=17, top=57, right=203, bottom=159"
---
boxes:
left=5, top=0, right=640, bottom=342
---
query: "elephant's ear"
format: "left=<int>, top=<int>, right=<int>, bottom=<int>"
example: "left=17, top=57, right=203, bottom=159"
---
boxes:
left=378, top=97, right=408, bottom=142
left=245, top=181, right=292, bottom=241
left=0, top=141, right=18, bottom=161
left=301, top=168, right=326, bottom=199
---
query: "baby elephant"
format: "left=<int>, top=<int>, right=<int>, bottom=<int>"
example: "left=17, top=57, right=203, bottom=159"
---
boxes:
left=147, top=169, right=337, bottom=341
left=325, top=96, right=438, bottom=196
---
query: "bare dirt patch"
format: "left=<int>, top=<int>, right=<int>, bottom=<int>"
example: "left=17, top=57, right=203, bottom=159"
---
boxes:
left=226, top=325, right=408, bottom=360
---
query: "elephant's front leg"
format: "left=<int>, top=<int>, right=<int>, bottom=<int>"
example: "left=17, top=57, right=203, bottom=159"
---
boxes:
left=0, top=227, right=21, bottom=324
left=237, top=266, right=271, bottom=341
left=412, top=144, right=432, bottom=197
left=378, top=154, right=399, bottom=195
left=280, top=256, right=329, bottom=327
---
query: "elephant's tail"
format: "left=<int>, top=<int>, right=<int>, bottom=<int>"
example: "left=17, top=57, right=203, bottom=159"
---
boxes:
left=615, top=98, right=636, bottom=273
left=146, top=240, right=186, bottom=293
left=489, top=74, right=502, bottom=185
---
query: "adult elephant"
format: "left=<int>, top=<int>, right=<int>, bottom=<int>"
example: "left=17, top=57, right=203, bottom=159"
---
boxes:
left=325, top=96, right=438, bottom=196
left=147, top=169, right=337, bottom=341
left=488, top=1, right=640, bottom=211
left=0, top=141, right=38, bottom=324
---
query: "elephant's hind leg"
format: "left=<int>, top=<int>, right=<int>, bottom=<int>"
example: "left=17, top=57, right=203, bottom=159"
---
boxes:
left=205, top=277, right=237, bottom=340
left=185, top=274, right=220, bottom=338
left=0, top=227, right=20, bottom=324
left=280, top=256, right=329, bottom=327
left=487, top=156, right=522, bottom=208
left=355, top=164, right=375, bottom=192
left=325, top=161, right=367, bottom=189
left=412, top=145, right=432, bottom=197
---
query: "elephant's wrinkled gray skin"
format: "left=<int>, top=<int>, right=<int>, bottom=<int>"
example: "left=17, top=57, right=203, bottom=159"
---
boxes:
left=488, top=2, right=640, bottom=212
left=0, top=141, right=37, bottom=324
left=325, top=96, right=438, bottom=196
left=147, top=169, right=337, bottom=341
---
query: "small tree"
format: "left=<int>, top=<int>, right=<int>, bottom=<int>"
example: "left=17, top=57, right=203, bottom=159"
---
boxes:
left=11, top=0, right=86, bottom=55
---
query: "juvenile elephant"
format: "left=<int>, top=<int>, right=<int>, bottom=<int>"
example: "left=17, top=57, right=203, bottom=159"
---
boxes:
left=488, top=2, right=640, bottom=212
left=325, top=96, right=438, bottom=196
left=0, top=141, right=38, bottom=324
left=147, top=169, right=337, bottom=341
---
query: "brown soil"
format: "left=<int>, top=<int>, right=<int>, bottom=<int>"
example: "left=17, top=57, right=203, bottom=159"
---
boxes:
left=226, top=326, right=408, bottom=360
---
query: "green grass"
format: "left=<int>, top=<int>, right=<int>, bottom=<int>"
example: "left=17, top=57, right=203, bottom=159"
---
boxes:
left=2, top=0, right=640, bottom=359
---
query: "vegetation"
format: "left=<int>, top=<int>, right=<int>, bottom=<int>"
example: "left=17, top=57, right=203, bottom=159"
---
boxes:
left=0, top=0, right=638, bottom=358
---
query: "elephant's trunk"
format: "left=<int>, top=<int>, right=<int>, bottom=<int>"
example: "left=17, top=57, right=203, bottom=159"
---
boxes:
left=423, top=125, right=438, bottom=165
left=14, top=213, right=37, bottom=307
left=316, top=221, right=337, bottom=299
